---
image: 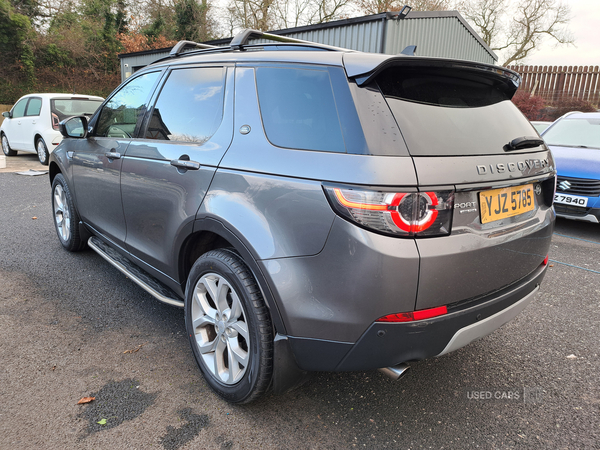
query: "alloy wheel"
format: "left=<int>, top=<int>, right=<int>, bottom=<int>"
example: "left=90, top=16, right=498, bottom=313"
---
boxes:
left=191, top=273, right=250, bottom=385
left=53, top=184, right=71, bottom=242
left=37, top=139, right=48, bottom=164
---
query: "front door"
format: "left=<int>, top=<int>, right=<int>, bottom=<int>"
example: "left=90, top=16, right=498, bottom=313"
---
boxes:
left=4, top=97, right=29, bottom=150
left=71, top=71, right=162, bottom=247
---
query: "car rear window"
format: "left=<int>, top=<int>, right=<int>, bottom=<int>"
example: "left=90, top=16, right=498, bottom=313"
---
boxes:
left=375, top=66, right=537, bottom=156
left=542, top=117, right=600, bottom=149
left=51, top=99, right=103, bottom=120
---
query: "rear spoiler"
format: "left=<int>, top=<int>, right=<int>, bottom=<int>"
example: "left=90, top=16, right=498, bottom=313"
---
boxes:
left=342, top=53, right=521, bottom=97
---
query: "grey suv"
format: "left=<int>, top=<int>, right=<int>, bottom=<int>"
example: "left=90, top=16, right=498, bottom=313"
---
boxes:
left=49, top=30, right=556, bottom=403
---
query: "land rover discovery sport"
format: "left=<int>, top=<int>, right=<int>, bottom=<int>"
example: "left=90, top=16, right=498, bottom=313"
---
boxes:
left=49, top=30, right=555, bottom=403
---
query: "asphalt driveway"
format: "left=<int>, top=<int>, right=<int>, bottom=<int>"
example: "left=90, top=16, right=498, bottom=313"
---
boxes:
left=0, top=172, right=598, bottom=449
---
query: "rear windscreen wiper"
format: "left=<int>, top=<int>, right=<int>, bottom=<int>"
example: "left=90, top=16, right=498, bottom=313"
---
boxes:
left=504, top=136, right=544, bottom=151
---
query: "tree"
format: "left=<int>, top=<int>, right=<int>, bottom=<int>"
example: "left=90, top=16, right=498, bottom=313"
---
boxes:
left=0, top=0, right=35, bottom=84
left=356, top=0, right=450, bottom=15
left=174, top=0, right=214, bottom=41
left=225, top=0, right=275, bottom=32
left=461, top=0, right=573, bottom=66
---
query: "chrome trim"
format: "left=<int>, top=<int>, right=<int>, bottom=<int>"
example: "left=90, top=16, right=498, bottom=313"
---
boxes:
left=556, top=213, right=599, bottom=224
left=87, top=237, right=185, bottom=308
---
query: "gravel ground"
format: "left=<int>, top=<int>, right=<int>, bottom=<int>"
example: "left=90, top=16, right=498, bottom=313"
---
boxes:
left=0, top=173, right=598, bottom=449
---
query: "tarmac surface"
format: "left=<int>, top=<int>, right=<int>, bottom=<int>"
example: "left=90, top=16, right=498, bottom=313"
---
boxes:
left=0, top=168, right=599, bottom=449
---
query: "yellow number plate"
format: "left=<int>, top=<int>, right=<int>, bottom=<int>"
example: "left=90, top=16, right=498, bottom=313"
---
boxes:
left=479, top=184, right=535, bottom=224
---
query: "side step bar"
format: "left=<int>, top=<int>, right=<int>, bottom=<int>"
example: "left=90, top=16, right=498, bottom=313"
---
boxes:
left=88, top=237, right=185, bottom=308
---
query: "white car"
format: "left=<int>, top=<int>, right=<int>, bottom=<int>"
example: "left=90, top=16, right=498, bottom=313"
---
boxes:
left=1, top=93, right=104, bottom=165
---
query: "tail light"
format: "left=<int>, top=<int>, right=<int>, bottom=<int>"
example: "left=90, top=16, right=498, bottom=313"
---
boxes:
left=52, top=113, right=60, bottom=131
left=377, top=305, right=448, bottom=322
left=323, top=185, right=454, bottom=238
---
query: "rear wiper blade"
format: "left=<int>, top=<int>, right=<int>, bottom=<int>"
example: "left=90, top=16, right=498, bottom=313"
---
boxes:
left=504, top=136, right=544, bottom=152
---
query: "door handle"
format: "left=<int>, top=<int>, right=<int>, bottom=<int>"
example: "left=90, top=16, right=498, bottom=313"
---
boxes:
left=170, top=159, right=200, bottom=170
left=105, top=151, right=121, bottom=160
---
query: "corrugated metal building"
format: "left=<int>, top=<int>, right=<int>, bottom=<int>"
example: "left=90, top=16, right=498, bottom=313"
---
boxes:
left=119, top=10, right=497, bottom=81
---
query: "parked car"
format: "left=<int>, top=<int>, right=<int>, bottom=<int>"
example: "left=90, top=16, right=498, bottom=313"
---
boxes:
left=1, top=93, right=104, bottom=165
left=48, top=30, right=556, bottom=403
left=531, top=120, right=553, bottom=134
left=542, top=111, right=600, bottom=223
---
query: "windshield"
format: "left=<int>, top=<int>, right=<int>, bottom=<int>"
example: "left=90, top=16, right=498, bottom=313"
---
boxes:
left=543, top=117, right=600, bottom=149
left=51, top=99, right=103, bottom=119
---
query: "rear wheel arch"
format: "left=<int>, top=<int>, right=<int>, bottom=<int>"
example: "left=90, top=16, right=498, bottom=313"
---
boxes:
left=180, top=217, right=287, bottom=335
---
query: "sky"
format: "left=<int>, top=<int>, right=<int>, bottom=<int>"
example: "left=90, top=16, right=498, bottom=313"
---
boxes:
left=517, top=0, right=600, bottom=67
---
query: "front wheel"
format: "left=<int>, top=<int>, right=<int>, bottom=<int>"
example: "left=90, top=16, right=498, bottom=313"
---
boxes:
left=51, top=174, right=87, bottom=252
left=185, top=249, right=273, bottom=403
left=2, top=133, right=17, bottom=156
left=36, top=138, right=49, bottom=165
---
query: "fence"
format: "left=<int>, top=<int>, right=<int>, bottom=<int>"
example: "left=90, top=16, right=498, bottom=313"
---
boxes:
left=507, top=65, right=600, bottom=106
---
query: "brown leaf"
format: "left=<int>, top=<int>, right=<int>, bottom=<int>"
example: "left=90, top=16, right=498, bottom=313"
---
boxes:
left=123, top=342, right=147, bottom=354
left=32, top=217, right=38, bottom=220
left=77, top=397, right=95, bottom=405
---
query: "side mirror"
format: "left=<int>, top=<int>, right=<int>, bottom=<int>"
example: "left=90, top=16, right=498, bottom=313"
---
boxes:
left=2, top=111, right=11, bottom=119
left=59, top=116, right=89, bottom=138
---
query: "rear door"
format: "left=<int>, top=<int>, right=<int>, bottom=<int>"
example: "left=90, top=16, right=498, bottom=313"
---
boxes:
left=20, top=97, right=43, bottom=151
left=367, top=60, right=555, bottom=309
left=120, top=65, right=233, bottom=281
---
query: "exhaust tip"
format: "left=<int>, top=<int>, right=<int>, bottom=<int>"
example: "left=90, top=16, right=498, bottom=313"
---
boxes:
left=378, top=363, right=410, bottom=381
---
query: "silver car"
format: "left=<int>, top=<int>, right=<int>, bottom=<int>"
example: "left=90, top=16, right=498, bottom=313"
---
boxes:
left=48, top=30, right=556, bottom=403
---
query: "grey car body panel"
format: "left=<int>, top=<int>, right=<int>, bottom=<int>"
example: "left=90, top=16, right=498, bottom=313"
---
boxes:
left=411, top=151, right=554, bottom=185
left=198, top=170, right=335, bottom=260
left=260, top=217, right=420, bottom=343
left=219, top=66, right=418, bottom=186
left=416, top=203, right=553, bottom=309
left=71, top=137, right=130, bottom=245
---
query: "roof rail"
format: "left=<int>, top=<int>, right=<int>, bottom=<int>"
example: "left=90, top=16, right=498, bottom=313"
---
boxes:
left=170, top=40, right=219, bottom=57
left=229, top=28, right=345, bottom=52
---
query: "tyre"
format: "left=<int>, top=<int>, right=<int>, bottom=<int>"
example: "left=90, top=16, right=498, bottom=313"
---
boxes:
left=185, top=249, right=273, bottom=403
left=36, top=137, right=49, bottom=165
left=51, top=173, right=87, bottom=252
left=2, top=133, right=17, bottom=156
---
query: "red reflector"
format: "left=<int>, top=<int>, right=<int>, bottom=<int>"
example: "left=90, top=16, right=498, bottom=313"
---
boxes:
left=376, top=305, right=448, bottom=323
left=543, top=255, right=549, bottom=265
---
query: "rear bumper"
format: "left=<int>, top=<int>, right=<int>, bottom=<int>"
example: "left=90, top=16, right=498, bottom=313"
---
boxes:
left=555, top=204, right=600, bottom=223
left=286, top=262, right=547, bottom=372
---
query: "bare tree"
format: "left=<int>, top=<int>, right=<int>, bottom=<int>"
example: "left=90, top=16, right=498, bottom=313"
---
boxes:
left=356, top=0, right=450, bottom=15
left=461, top=0, right=573, bottom=66
left=225, top=0, right=275, bottom=31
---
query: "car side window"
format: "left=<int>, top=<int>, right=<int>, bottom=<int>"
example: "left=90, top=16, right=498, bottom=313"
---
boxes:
left=25, top=98, right=42, bottom=116
left=256, top=66, right=346, bottom=153
left=95, top=71, right=160, bottom=138
left=144, top=67, right=225, bottom=143
left=11, top=98, right=28, bottom=118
